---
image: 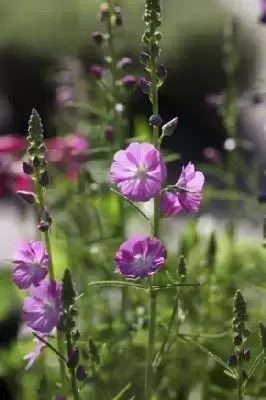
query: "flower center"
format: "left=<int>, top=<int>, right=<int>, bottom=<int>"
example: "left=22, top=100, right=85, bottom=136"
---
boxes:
left=133, top=254, right=147, bottom=269
left=135, top=165, right=147, bottom=181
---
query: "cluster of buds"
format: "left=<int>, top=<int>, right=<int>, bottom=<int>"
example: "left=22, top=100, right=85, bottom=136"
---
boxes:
left=17, top=109, right=52, bottom=232
left=60, top=269, right=87, bottom=382
left=228, top=290, right=251, bottom=380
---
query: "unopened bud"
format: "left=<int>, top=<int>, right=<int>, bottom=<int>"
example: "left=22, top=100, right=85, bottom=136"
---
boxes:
left=38, top=220, right=49, bottom=232
left=67, top=347, right=79, bottom=369
left=121, top=75, right=137, bottom=89
left=39, top=171, right=49, bottom=187
left=162, top=117, right=178, bottom=137
left=104, top=125, right=114, bottom=142
left=139, top=77, right=151, bottom=95
left=90, top=64, right=104, bottom=80
left=139, top=52, right=150, bottom=67
left=114, top=7, right=123, bottom=26
left=99, top=3, right=110, bottom=21
left=243, top=348, right=250, bottom=362
left=117, top=57, right=133, bottom=69
left=92, top=31, right=104, bottom=45
left=22, top=161, right=33, bottom=175
left=76, top=365, right=87, bottom=381
left=17, top=191, right=36, bottom=204
left=157, top=64, right=167, bottom=81
left=228, top=353, right=238, bottom=367
left=149, top=114, right=162, bottom=127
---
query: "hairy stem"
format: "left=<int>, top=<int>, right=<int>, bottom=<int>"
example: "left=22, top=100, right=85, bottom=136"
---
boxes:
left=66, top=332, right=80, bottom=400
left=145, top=290, right=157, bottom=400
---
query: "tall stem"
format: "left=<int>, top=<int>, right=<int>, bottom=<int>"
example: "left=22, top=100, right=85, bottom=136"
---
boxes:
left=237, top=363, right=243, bottom=400
left=106, top=0, right=127, bottom=317
left=34, top=174, right=66, bottom=384
left=66, top=332, right=80, bottom=400
left=144, top=290, right=157, bottom=400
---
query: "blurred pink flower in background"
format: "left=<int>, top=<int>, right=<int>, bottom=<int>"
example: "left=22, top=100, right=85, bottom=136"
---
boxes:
left=0, top=136, right=26, bottom=155
left=0, top=155, right=31, bottom=198
left=46, top=133, right=89, bottom=181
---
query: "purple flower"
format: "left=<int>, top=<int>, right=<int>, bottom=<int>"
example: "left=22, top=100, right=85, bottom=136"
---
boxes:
left=259, top=0, right=266, bottom=23
left=114, top=236, right=167, bottom=279
left=109, top=142, right=167, bottom=202
left=121, top=75, right=137, bottom=89
left=117, top=57, right=133, bottom=69
left=161, top=162, right=204, bottom=216
left=23, top=337, right=46, bottom=369
left=23, top=279, right=61, bottom=334
left=12, top=241, right=49, bottom=289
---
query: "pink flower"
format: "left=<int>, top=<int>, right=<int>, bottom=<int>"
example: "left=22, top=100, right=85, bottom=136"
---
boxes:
left=0, top=155, right=31, bottom=198
left=114, top=236, right=167, bottom=279
left=23, top=279, right=61, bottom=334
left=161, top=162, right=204, bottom=216
left=23, top=337, right=46, bottom=369
left=109, top=142, right=166, bottom=202
left=259, top=0, right=266, bottom=23
left=46, top=133, right=88, bottom=181
left=12, top=241, right=49, bottom=289
left=0, top=135, right=26, bottom=154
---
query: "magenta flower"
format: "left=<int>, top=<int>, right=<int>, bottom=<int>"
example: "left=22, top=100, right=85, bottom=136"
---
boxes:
left=23, top=337, right=46, bottom=369
left=23, top=279, right=61, bottom=334
left=161, top=162, right=204, bottom=216
left=109, top=142, right=166, bottom=202
left=114, top=236, right=167, bottom=279
left=12, top=241, right=49, bottom=289
left=259, top=0, right=266, bottom=23
left=0, top=136, right=26, bottom=155
left=46, top=133, right=88, bottom=182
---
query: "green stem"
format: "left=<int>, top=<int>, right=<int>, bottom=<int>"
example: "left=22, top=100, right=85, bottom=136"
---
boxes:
left=106, top=0, right=127, bottom=318
left=66, top=332, right=80, bottom=400
left=153, top=290, right=179, bottom=368
left=144, top=290, right=157, bottom=400
left=34, top=175, right=67, bottom=384
left=150, top=50, right=160, bottom=238
left=238, top=364, right=243, bottom=400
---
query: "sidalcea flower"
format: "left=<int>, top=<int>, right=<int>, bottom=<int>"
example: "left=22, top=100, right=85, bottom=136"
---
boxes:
left=46, top=133, right=88, bottom=182
left=109, top=142, right=166, bottom=202
left=259, top=0, right=266, bottom=23
left=0, top=136, right=26, bottom=154
left=114, top=236, right=167, bottom=279
left=161, top=162, right=204, bottom=216
left=23, top=279, right=61, bottom=334
left=0, top=155, right=31, bottom=198
left=12, top=241, right=49, bottom=289
left=23, top=337, right=46, bottom=370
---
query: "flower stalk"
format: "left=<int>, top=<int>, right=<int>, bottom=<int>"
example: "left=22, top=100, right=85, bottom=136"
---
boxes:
left=26, top=109, right=66, bottom=385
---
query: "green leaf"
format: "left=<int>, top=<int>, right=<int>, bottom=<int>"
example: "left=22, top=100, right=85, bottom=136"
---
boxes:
left=163, top=153, right=181, bottom=163
left=245, top=350, right=264, bottom=386
left=179, top=335, right=233, bottom=374
left=111, top=383, right=132, bottom=400
left=88, top=281, right=145, bottom=290
left=134, top=117, right=152, bottom=142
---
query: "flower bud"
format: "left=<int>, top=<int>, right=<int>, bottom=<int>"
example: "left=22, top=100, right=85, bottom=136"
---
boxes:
left=104, top=125, right=114, bottom=142
left=233, top=334, right=242, bottom=346
left=22, top=161, right=33, bottom=175
left=90, top=64, right=104, bottom=80
left=76, top=365, right=87, bottom=381
left=228, top=353, right=238, bottom=367
left=45, top=207, right=53, bottom=225
left=149, top=114, right=162, bottom=127
left=139, top=52, right=150, bottom=67
left=67, top=347, right=80, bottom=369
left=72, top=330, right=80, bottom=341
left=39, top=171, right=49, bottom=187
left=157, top=64, right=167, bottom=81
left=243, top=348, right=250, bottom=362
left=117, top=57, right=133, bottom=69
left=151, top=43, right=160, bottom=58
left=38, top=220, right=49, bottom=232
left=114, top=7, right=123, bottom=26
left=17, top=191, right=36, bottom=204
left=92, top=31, right=104, bottom=45
left=121, top=75, right=137, bottom=89
left=99, top=3, right=110, bottom=21
left=139, top=77, right=151, bottom=95
left=33, top=156, right=41, bottom=169
left=162, top=117, right=178, bottom=137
